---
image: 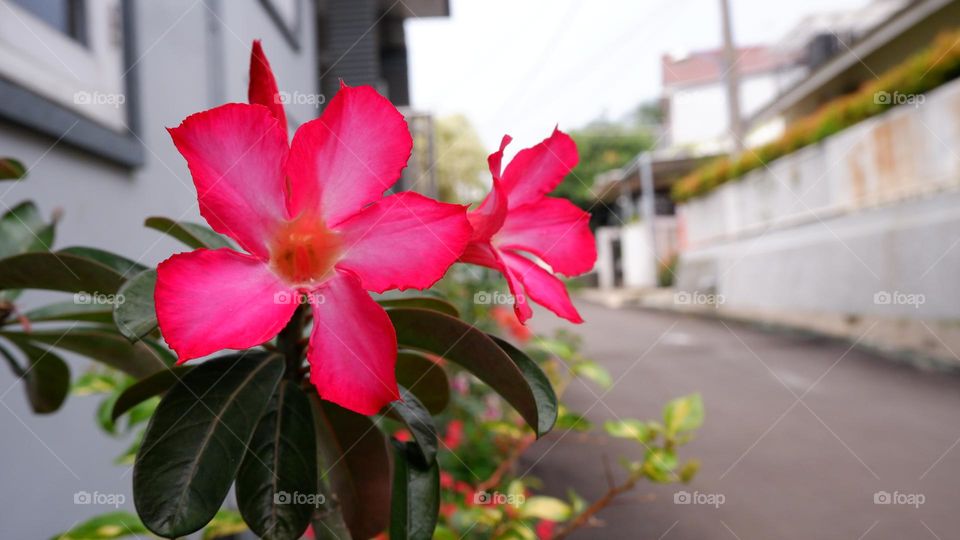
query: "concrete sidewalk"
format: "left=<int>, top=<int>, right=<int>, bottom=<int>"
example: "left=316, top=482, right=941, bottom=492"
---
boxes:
left=521, top=301, right=960, bottom=539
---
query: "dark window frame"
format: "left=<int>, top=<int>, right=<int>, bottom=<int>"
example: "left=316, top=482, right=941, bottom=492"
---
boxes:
left=258, top=0, right=302, bottom=51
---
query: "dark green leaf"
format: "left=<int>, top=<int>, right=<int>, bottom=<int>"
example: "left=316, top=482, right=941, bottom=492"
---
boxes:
left=49, top=511, right=148, bottom=539
left=387, top=308, right=555, bottom=437
left=388, top=386, right=437, bottom=467
left=313, top=399, right=391, bottom=540
left=389, top=440, right=440, bottom=540
left=1, top=328, right=170, bottom=378
left=22, top=301, right=113, bottom=324
left=0, top=158, right=26, bottom=180
left=237, top=380, right=317, bottom=540
left=489, top=336, right=558, bottom=436
left=0, top=201, right=56, bottom=259
left=113, top=269, right=157, bottom=341
left=144, top=216, right=232, bottom=250
left=59, top=247, right=147, bottom=278
left=11, top=341, right=70, bottom=414
left=133, top=352, right=285, bottom=537
left=378, top=297, right=459, bottom=318
left=111, top=365, right=192, bottom=422
left=0, top=251, right=125, bottom=294
left=396, top=350, right=449, bottom=415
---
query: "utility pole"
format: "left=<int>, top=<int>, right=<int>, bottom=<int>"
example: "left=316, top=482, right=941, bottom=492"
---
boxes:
left=720, top=0, right=744, bottom=154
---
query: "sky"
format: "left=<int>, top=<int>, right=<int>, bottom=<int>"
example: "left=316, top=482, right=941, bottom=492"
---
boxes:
left=407, top=0, right=870, bottom=151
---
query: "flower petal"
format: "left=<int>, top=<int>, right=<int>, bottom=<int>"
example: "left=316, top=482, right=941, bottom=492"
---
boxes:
left=501, top=250, right=583, bottom=324
left=248, top=40, right=287, bottom=135
left=168, top=103, right=289, bottom=259
left=467, top=135, right=513, bottom=241
left=286, top=84, right=412, bottom=226
left=334, top=191, right=471, bottom=293
left=459, top=242, right=533, bottom=323
left=155, top=248, right=297, bottom=362
left=500, top=127, right=578, bottom=208
left=495, top=197, right=596, bottom=276
left=307, top=271, right=399, bottom=415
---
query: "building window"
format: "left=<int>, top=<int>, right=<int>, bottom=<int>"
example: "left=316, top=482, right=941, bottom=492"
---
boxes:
left=259, top=0, right=302, bottom=50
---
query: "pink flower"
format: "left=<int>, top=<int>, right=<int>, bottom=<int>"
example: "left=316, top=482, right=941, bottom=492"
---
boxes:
left=461, top=130, right=597, bottom=323
left=155, top=41, right=471, bottom=415
left=536, top=519, right=556, bottom=539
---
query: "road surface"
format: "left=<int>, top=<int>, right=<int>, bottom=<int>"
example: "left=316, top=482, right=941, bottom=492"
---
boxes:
left=522, top=301, right=960, bottom=539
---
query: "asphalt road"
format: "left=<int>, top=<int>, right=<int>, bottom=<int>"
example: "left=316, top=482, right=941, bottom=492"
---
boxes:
left=521, top=301, right=960, bottom=540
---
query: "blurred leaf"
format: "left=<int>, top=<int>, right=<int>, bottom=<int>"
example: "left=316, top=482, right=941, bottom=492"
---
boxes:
left=1, top=328, right=170, bottom=378
left=133, top=352, right=284, bottom=538
left=0, top=251, right=125, bottom=294
left=571, top=360, right=612, bottom=389
left=113, top=429, right=143, bottom=466
left=312, top=398, right=391, bottom=540
left=0, top=158, right=26, bottom=180
left=49, top=511, right=147, bottom=539
left=642, top=448, right=678, bottom=483
left=396, top=350, right=449, bottom=415
left=603, top=419, right=649, bottom=441
left=386, top=308, right=556, bottom=438
left=113, top=269, right=157, bottom=341
left=144, top=216, right=232, bottom=250
left=237, top=380, right=317, bottom=540
left=202, top=509, right=249, bottom=539
left=555, top=408, right=592, bottom=432
left=11, top=341, right=70, bottom=414
left=379, top=297, right=459, bottom=318
left=59, top=247, right=146, bottom=278
left=72, top=369, right=123, bottom=396
left=679, top=459, right=700, bottom=483
left=390, top=440, right=440, bottom=540
left=0, top=201, right=56, bottom=259
left=519, top=496, right=572, bottom=521
left=111, top=365, right=191, bottom=422
left=663, top=393, right=704, bottom=438
left=389, top=386, right=438, bottom=466
left=23, top=301, right=113, bottom=324
left=567, top=489, right=588, bottom=516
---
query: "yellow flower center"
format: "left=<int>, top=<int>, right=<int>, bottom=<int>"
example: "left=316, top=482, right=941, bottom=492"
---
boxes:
left=269, top=215, right=342, bottom=286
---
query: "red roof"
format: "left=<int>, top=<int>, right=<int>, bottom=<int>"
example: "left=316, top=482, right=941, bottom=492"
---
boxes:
left=662, top=46, right=795, bottom=87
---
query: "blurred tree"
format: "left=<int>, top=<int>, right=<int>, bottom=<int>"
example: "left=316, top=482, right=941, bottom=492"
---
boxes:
left=433, top=114, right=488, bottom=203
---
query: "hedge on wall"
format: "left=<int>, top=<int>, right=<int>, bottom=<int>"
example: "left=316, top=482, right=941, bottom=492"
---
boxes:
left=672, top=28, right=960, bottom=203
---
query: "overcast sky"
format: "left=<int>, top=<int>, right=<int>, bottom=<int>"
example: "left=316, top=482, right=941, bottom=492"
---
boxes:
left=407, top=0, right=870, bottom=151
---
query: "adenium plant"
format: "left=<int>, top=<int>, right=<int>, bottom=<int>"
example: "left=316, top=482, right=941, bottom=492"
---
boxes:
left=0, top=41, right=600, bottom=540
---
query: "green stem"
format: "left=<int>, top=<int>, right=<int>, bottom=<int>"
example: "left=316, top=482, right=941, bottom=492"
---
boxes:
left=277, top=303, right=308, bottom=380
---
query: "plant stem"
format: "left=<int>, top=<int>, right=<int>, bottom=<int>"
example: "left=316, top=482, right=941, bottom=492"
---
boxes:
left=551, top=473, right=641, bottom=540
left=277, top=303, right=308, bottom=379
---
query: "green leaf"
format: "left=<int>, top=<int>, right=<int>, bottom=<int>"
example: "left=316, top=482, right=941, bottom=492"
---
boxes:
left=390, top=440, right=440, bottom=540
left=490, top=336, right=558, bottom=437
left=1, top=328, right=170, bottom=378
left=378, top=297, right=459, bottom=318
left=519, top=496, right=572, bottom=521
left=144, top=216, right=232, bottom=249
left=59, top=247, right=147, bottom=278
left=202, top=509, right=249, bottom=539
left=237, top=380, right=317, bottom=540
left=11, top=341, right=70, bottom=414
left=603, top=419, right=650, bottom=441
left=312, top=399, right=391, bottom=540
left=112, top=269, right=157, bottom=341
left=679, top=459, right=700, bottom=483
left=0, top=201, right=56, bottom=259
left=133, top=352, right=285, bottom=537
left=571, top=360, right=612, bottom=389
left=396, top=350, right=449, bottom=415
left=0, top=158, right=26, bottom=180
left=111, top=365, right=192, bottom=422
left=0, top=251, right=125, bottom=294
left=642, top=447, right=678, bottom=483
left=555, top=408, right=592, bottom=432
left=389, top=386, right=438, bottom=466
left=386, top=308, right=556, bottom=438
left=49, top=511, right=148, bottom=539
left=22, top=301, right=113, bottom=324
left=663, top=393, right=704, bottom=437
